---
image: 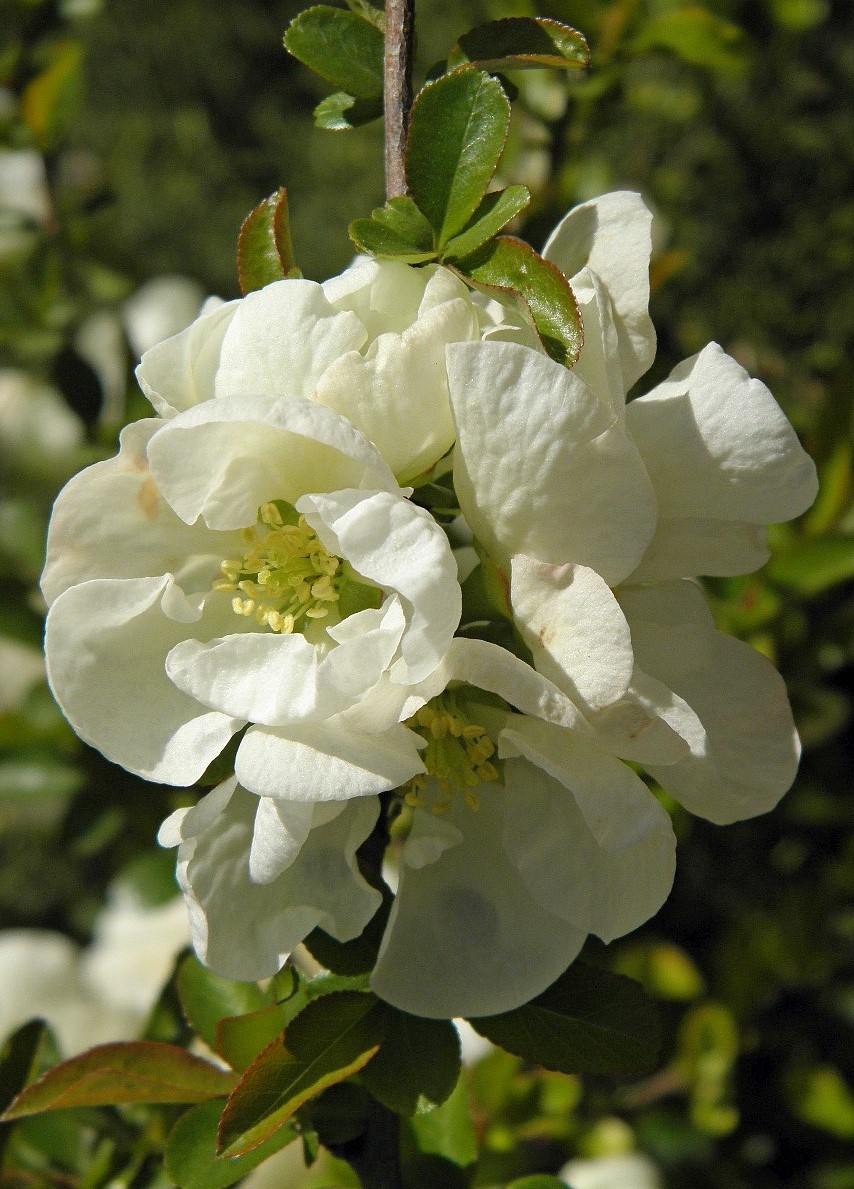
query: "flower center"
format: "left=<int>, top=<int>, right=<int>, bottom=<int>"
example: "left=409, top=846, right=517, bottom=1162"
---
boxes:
left=402, top=690, right=499, bottom=814
left=213, top=501, right=377, bottom=633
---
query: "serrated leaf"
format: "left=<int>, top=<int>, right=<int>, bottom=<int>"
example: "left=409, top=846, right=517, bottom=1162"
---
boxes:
left=1, top=1043, right=238, bottom=1118
left=454, top=235, right=583, bottom=366
left=406, top=68, right=511, bottom=247
left=346, top=0, right=384, bottom=31
left=237, top=188, right=300, bottom=296
left=217, top=992, right=385, bottom=1157
left=469, top=962, right=661, bottom=1075
left=361, top=1008, right=461, bottom=1116
left=166, top=1099, right=297, bottom=1189
left=284, top=5, right=384, bottom=98
left=350, top=196, right=437, bottom=262
left=176, top=954, right=268, bottom=1058
left=442, top=185, right=530, bottom=260
left=448, top=17, right=589, bottom=72
left=314, top=91, right=383, bottom=130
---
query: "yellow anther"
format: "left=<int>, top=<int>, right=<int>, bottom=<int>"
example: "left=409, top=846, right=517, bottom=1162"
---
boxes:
left=464, top=789, right=480, bottom=812
left=401, top=691, right=499, bottom=815
left=212, top=578, right=236, bottom=592
left=430, top=715, right=450, bottom=740
left=305, top=606, right=329, bottom=619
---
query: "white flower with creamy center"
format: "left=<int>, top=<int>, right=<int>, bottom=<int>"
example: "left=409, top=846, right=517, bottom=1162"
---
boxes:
left=42, top=396, right=461, bottom=799
left=136, top=259, right=511, bottom=484
left=160, top=638, right=679, bottom=1019
left=445, top=190, right=818, bottom=827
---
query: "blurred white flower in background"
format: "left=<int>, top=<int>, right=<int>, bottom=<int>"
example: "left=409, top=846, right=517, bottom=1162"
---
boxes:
left=560, top=1152, right=663, bottom=1189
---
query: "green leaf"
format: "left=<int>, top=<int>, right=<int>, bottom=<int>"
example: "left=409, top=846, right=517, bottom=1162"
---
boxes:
left=217, top=991, right=385, bottom=1156
left=349, top=196, right=438, bottom=262
left=313, top=91, right=384, bottom=130
left=304, top=883, right=392, bottom=975
left=166, top=1099, right=297, bottom=1189
left=406, top=68, right=511, bottom=247
left=441, top=185, right=530, bottom=261
left=453, top=235, right=583, bottom=366
left=508, top=1179, right=570, bottom=1189
left=401, top=1076, right=477, bottom=1184
left=217, top=1003, right=294, bottom=1073
left=176, top=954, right=268, bottom=1058
left=0, top=1021, right=53, bottom=1165
left=361, top=1008, right=461, bottom=1116
left=468, top=962, right=661, bottom=1075
left=237, top=188, right=300, bottom=297
left=1, top=1043, right=238, bottom=1119
left=284, top=5, right=384, bottom=98
left=767, top=534, right=854, bottom=596
left=346, top=0, right=384, bottom=30
left=448, top=17, right=589, bottom=72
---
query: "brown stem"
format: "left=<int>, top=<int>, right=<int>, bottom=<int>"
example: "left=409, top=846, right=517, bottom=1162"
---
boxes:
left=384, top=0, right=414, bottom=198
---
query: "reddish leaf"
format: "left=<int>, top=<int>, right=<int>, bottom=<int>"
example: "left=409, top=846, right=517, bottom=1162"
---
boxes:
left=237, top=188, right=300, bottom=295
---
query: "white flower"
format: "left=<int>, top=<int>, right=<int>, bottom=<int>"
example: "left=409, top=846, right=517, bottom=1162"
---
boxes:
left=161, top=638, right=677, bottom=1018
left=0, top=889, right=189, bottom=1056
left=136, top=260, right=505, bottom=484
left=559, top=1153, right=663, bottom=1189
left=42, top=396, right=460, bottom=798
left=445, top=191, right=818, bottom=825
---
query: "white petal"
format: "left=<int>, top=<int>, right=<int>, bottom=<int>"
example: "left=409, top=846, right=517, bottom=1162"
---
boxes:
left=629, top=517, right=770, bottom=582
left=589, top=668, right=696, bottom=766
left=298, top=489, right=461, bottom=683
left=249, top=797, right=317, bottom=884
left=136, top=299, right=239, bottom=417
left=215, top=279, right=367, bottom=401
left=147, top=396, right=398, bottom=529
left=41, top=420, right=242, bottom=605
left=45, top=576, right=242, bottom=783
left=626, top=344, right=818, bottom=545
left=370, top=787, right=587, bottom=1018
left=448, top=341, right=657, bottom=585
left=543, top=191, right=656, bottom=390
left=322, top=257, right=429, bottom=334
left=498, top=755, right=675, bottom=943
left=622, top=582, right=800, bottom=822
left=402, top=637, right=584, bottom=731
left=165, top=781, right=381, bottom=981
left=570, top=267, right=626, bottom=420
left=236, top=720, right=424, bottom=802
left=510, top=556, right=634, bottom=711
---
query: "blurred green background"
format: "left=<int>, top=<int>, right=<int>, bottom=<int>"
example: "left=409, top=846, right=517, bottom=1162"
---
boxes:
left=1, top=1, right=852, bottom=1186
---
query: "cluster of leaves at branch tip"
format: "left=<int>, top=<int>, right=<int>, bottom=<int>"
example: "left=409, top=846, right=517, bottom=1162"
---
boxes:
left=282, top=8, right=590, bottom=366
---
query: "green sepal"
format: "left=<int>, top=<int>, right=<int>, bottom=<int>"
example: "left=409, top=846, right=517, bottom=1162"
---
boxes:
left=447, top=17, right=589, bottom=73
left=349, top=196, right=438, bottom=262
left=237, top=188, right=301, bottom=297
left=452, top=235, right=583, bottom=366
left=468, top=961, right=661, bottom=1076
left=313, top=91, right=384, bottom=130
left=361, top=1008, right=461, bottom=1116
left=406, top=67, right=511, bottom=247
left=442, top=185, right=531, bottom=261
left=284, top=5, right=384, bottom=98
left=166, top=1099, right=298, bottom=1189
left=216, top=991, right=386, bottom=1157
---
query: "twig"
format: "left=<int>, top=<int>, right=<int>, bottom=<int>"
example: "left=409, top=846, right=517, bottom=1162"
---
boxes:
left=384, top=0, right=414, bottom=198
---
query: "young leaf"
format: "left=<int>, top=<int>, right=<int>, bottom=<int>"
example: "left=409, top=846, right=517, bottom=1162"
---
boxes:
left=217, top=1002, right=294, bottom=1073
left=441, top=185, right=530, bottom=261
left=448, top=17, right=589, bottom=72
left=350, top=196, right=437, bottom=262
left=237, top=188, right=300, bottom=296
left=284, top=5, right=384, bottom=98
left=314, top=91, right=384, bottom=130
left=176, top=954, right=267, bottom=1057
left=406, top=68, right=511, bottom=247
left=453, top=235, right=583, bottom=366
left=166, top=1099, right=297, bottom=1189
left=468, top=962, right=661, bottom=1076
left=217, top=991, right=385, bottom=1157
left=361, top=1007, right=461, bottom=1116
left=1, top=1043, right=237, bottom=1118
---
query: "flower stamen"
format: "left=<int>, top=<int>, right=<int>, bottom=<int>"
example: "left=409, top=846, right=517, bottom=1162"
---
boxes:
left=401, top=690, right=499, bottom=814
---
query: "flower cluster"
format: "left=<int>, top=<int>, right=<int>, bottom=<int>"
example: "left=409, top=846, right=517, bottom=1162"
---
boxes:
left=42, top=193, right=817, bottom=1019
